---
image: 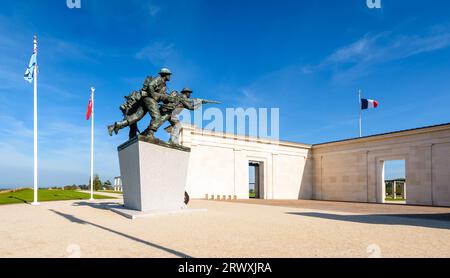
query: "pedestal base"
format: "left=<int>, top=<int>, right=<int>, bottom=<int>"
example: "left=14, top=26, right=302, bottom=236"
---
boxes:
left=118, top=136, right=191, bottom=212
left=111, top=206, right=207, bottom=220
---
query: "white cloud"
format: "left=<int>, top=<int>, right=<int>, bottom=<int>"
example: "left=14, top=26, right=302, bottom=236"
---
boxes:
left=0, top=110, right=122, bottom=187
left=327, top=31, right=450, bottom=65
left=135, top=42, right=176, bottom=66
left=325, top=33, right=383, bottom=64
left=239, top=89, right=263, bottom=105
left=147, top=4, right=161, bottom=17
left=0, top=115, right=34, bottom=138
left=307, top=27, right=450, bottom=82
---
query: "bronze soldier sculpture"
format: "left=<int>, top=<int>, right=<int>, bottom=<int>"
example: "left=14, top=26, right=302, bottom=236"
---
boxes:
left=108, top=68, right=220, bottom=145
left=161, top=88, right=220, bottom=145
left=108, top=68, right=174, bottom=139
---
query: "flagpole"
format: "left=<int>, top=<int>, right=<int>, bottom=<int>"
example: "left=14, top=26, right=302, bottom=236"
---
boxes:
left=359, top=89, right=362, bottom=138
left=31, top=34, right=39, bottom=206
left=90, top=87, right=95, bottom=201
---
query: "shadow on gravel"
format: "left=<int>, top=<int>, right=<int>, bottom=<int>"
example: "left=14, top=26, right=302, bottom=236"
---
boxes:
left=9, top=196, right=28, bottom=203
left=287, top=212, right=450, bottom=230
left=49, top=209, right=193, bottom=258
left=72, top=201, right=123, bottom=211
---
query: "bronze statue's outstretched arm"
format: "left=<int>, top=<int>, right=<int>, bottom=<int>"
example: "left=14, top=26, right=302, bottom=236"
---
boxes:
left=199, top=99, right=221, bottom=105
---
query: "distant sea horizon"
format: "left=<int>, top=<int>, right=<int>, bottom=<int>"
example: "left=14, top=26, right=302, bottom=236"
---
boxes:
left=0, top=185, right=56, bottom=190
left=1, top=184, right=87, bottom=190
left=0, top=185, right=32, bottom=190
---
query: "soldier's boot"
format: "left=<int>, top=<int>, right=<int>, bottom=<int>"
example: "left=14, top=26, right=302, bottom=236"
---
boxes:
left=168, top=138, right=175, bottom=145
left=141, top=128, right=156, bottom=140
left=108, top=120, right=128, bottom=136
left=129, top=124, right=139, bottom=140
left=168, top=123, right=182, bottom=146
left=107, top=124, right=115, bottom=136
left=146, top=130, right=156, bottom=140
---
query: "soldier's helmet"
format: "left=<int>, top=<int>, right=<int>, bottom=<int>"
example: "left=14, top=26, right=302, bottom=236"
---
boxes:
left=181, top=87, right=193, bottom=94
left=159, top=68, right=172, bottom=76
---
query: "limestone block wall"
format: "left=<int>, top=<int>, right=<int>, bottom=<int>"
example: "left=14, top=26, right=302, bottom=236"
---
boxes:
left=431, top=142, right=450, bottom=206
left=186, top=144, right=236, bottom=198
left=180, top=123, right=450, bottom=207
left=312, top=151, right=369, bottom=203
left=272, top=154, right=312, bottom=199
left=180, top=124, right=312, bottom=200
left=311, top=124, right=450, bottom=206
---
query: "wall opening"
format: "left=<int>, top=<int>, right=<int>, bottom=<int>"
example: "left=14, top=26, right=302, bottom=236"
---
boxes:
left=249, top=162, right=264, bottom=199
left=383, top=160, right=406, bottom=204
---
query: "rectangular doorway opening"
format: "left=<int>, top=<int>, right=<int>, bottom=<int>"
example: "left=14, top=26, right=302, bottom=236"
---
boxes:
left=383, top=160, right=406, bottom=204
left=249, top=162, right=264, bottom=199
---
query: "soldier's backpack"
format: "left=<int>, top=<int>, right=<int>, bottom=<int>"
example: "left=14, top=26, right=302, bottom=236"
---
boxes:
left=142, top=75, right=155, bottom=91
left=119, top=76, right=155, bottom=115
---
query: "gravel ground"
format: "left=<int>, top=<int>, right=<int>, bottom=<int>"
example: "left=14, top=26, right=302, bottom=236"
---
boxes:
left=0, top=198, right=449, bottom=258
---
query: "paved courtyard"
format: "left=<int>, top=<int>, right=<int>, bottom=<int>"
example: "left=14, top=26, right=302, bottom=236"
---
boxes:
left=0, top=196, right=449, bottom=258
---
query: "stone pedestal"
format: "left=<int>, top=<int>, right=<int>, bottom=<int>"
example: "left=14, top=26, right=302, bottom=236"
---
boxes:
left=117, top=136, right=191, bottom=212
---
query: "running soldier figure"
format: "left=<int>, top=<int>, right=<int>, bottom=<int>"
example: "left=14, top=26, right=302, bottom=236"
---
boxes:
left=107, top=68, right=174, bottom=139
left=160, top=88, right=202, bottom=145
left=160, top=88, right=221, bottom=146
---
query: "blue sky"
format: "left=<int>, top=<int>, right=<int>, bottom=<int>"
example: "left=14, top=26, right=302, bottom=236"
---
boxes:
left=0, top=0, right=449, bottom=187
left=384, top=160, right=405, bottom=180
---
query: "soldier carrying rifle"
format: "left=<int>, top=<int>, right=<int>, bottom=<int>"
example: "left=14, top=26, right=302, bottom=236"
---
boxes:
left=107, top=68, right=220, bottom=144
left=107, top=68, right=174, bottom=139
left=160, top=88, right=221, bottom=146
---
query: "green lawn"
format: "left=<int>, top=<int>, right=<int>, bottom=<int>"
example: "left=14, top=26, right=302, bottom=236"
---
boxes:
left=0, top=189, right=114, bottom=205
left=98, top=190, right=123, bottom=195
left=385, top=197, right=406, bottom=202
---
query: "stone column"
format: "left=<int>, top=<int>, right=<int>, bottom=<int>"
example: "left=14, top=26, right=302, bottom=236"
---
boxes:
left=393, top=181, right=397, bottom=200
left=402, top=182, right=406, bottom=200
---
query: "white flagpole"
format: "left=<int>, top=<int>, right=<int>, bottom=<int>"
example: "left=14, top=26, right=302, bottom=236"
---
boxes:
left=359, top=89, right=362, bottom=138
left=31, top=34, right=39, bottom=206
left=90, top=87, right=95, bottom=201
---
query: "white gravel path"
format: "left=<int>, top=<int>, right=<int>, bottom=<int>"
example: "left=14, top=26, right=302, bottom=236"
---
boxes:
left=0, top=198, right=449, bottom=258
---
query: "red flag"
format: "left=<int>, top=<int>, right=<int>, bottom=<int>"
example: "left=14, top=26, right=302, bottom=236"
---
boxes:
left=86, top=94, right=93, bottom=120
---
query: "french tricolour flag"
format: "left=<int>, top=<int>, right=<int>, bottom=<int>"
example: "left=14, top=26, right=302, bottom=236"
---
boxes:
left=361, top=98, right=379, bottom=110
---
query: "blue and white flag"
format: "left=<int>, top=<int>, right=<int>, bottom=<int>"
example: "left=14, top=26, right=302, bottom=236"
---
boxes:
left=24, top=51, right=37, bottom=83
